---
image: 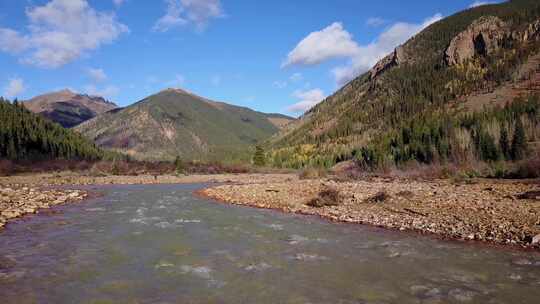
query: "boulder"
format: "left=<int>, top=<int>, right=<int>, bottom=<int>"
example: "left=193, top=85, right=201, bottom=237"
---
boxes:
left=532, top=234, right=540, bottom=245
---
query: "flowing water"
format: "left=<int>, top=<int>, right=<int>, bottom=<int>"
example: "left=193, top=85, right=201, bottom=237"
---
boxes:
left=0, top=184, right=539, bottom=304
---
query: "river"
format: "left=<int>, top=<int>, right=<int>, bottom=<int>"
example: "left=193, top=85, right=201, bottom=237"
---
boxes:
left=0, top=184, right=539, bottom=303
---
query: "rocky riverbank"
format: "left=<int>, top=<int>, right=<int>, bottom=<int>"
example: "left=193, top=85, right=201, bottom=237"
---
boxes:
left=202, top=177, right=540, bottom=249
left=0, top=173, right=293, bottom=230
left=0, top=185, right=87, bottom=230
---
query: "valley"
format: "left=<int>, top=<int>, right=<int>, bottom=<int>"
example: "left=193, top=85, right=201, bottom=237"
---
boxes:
left=1, top=0, right=540, bottom=302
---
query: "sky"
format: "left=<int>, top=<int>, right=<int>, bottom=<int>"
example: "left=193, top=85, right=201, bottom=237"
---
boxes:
left=0, top=0, right=502, bottom=116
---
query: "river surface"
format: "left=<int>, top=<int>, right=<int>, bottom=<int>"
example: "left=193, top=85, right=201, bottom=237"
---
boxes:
left=0, top=184, right=539, bottom=304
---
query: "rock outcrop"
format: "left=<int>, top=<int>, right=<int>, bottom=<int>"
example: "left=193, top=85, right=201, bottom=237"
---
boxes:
left=445, top=17, right=540, bottom=66
left=445, top=16, right=509, bottom=66
left=370, top=46, right=409, bottom=79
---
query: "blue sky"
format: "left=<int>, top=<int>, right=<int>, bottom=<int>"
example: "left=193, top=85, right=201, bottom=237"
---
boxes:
left=0, top=0, right=501, bottom=115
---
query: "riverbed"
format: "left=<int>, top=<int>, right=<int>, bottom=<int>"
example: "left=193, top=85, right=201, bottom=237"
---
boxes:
left=0, top=184, right=539, bottom=303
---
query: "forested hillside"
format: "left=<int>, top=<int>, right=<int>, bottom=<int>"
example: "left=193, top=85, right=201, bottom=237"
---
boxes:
left=0, top=98, right=104, bottom=161
left=267, top=0, right=540, bottom=170
left=77, top=88, right=294, bottom=162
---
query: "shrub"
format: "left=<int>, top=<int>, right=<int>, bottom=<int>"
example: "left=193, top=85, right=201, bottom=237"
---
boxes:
left=299, top=167, right=327, bottom=180
left=364, top=189, right=391, bottom=203
left=306, top=186, right=342, bottom=207
left=0, top=160, right=15, bottom=176
left=174, top=156, right=186, bottom=174
left=253, top=145, right=266, bottom=167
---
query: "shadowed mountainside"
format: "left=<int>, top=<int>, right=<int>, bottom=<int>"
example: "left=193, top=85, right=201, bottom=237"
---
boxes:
left=23, top=89, right=117, bottom=128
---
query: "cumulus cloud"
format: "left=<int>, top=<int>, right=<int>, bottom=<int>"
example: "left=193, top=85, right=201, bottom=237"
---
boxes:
left=282, top=22, right=361, bottom=67
left=0, top=29, right=29, bottom=54
left=366, top=17, right=386, bottom=27
left=153, top=0, right=224, bottom=32
left=4, top=78, right=26, bottom=98
left=87, top=67, right=107, bottom=82
left=332, top=14, right=443, bottom=86
left=283, top=14, right=442, bottom=86
left=0, top=0, right=128, bottom=68
left=469, top=1, right=496, bottom=8
left=113, top=0, right=125, bottom=7
left=286, top=88, right=326, bottom=113
left=84, top=84, right=119, bottom=99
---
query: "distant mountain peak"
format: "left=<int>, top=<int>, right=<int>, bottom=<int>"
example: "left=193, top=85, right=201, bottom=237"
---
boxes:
left=23, top=90, right=118, bottom=128
left=77, top=89, right=295, bottom=161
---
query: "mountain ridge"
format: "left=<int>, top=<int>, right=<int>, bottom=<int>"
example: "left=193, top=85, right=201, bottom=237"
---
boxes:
left=23, top=89, right=118, bottom=128
left=267, top=0, right=540, bottom=169
left=76, top=88, right=294, bottom=161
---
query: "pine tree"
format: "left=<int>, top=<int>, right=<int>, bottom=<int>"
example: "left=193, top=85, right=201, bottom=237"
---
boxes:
left=253, top=145, right=266, bottom=167
left=499, top=126, right=510, bottom=160
left=174, top=155, right=186, bottom=173
left=511, top=119, right=527, bottom=160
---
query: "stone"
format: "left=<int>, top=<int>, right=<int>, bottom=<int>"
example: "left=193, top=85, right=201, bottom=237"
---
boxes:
left=532, top=234, right=540, bottom=245
left=369, top=46, right=409, bottom=79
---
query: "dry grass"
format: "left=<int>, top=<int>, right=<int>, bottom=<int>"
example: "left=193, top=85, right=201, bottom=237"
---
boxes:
left=0, top=159, right=256, bottom=177
left=299, top=167, right=327, bottom=180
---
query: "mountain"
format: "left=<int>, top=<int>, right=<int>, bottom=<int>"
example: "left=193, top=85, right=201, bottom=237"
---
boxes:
left=0, top=98, right=104, bottom=161
left=23, top=89, right=117, bottom=128
left=76, top=88, right=294, bottom=161
left=268, top=0, right=540, bottom=169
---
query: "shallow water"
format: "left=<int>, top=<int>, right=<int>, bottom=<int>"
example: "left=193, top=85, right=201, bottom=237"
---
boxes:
left=0, top=184, right=539, bottom=304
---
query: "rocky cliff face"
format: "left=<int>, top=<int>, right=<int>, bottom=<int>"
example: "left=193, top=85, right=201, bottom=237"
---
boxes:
left=445, top=16, right=540, bottom=66
left=445, top=16, right=508, bottom=66
left=369, top=46, right=409, bottom=80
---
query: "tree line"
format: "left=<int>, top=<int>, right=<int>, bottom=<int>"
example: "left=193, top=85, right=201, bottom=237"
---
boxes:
left=0, top=97, right=105, bottom=161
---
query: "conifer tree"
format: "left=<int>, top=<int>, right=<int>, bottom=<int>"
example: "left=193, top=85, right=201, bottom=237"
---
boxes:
left=253, top=145, right=266, bottom=166
left=511, top=119, right=527, bottom=160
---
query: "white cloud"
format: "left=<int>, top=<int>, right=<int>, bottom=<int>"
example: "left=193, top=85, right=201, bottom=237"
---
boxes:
left=4, top=78, right=26, bottom=98
left=286, top=88, right=326, bottom=113
left=289, top=72, right=303, bottom=82
left=469, top=1, right=495, bottom=8
left=153, top=0, right=224, bottom=32
left=273, top=81, right=287, bottom=89
left=166, top=74, right=186, bottom=88
left=0, top=29, right=29, bottom=54
left=282, top=22, right=361, bottom=67
left=0, top=0, right=128, bottom=68
left=366, top=17, right=386, bottom=27
left=332, top=14, right=443, bottom=86
left=113, top=0, right=125, bottom=7
left=87, top=67, right=107, bottom=82
left=84, top=84, right=119, bottom=99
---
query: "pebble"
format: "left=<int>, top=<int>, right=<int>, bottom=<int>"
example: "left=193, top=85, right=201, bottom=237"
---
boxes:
left=203, top=177, right=540, bottom=248
left=0, top=185, right=87, bottom=230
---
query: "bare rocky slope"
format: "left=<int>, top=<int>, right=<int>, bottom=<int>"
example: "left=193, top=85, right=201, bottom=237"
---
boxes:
left=23, top=89, right=117, bottom=128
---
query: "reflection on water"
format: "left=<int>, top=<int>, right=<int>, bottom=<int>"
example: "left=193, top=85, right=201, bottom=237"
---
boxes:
left=0, top=183, right=539, bottom=303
